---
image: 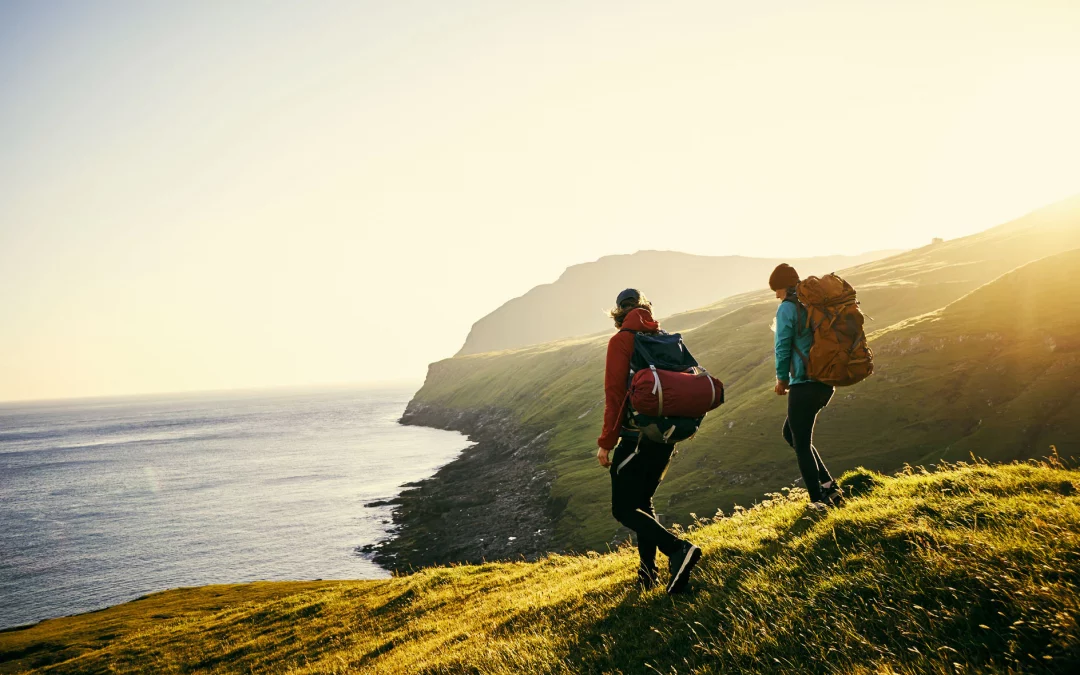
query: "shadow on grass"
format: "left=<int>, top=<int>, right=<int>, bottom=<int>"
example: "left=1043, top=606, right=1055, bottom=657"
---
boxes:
left=519, top=473, right=1080, bottom=675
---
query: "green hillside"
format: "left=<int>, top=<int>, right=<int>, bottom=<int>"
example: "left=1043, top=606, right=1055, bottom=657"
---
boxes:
left=409, top=197, right=1080, bottom=552
left=4, top=462, right=1078, bottom=673
left=667, top=193, right=1080, bottom=335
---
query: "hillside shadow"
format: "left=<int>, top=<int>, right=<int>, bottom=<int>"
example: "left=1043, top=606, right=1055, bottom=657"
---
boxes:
left=521, top=475, right=1079, bottom=675
left=449, top=505, right=841, bottom=675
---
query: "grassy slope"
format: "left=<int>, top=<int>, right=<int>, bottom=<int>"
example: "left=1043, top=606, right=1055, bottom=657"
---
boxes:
left=0, top=583, right=340, bottom=674
left=668, top=192, right=1080, bottom=334
left=412, top=197, right=1080, bottom=551
left=4, top=462, right=1078, bottom=674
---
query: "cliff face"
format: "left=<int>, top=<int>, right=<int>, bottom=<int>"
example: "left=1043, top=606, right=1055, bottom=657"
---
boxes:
left=365, top=403, right=561, bottom=571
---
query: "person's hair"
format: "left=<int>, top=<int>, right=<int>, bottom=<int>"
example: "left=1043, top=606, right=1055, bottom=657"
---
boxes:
left=608, top=294, right=653, bottom=328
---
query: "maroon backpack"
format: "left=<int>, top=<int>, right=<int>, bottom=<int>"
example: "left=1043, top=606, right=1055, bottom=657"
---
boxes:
left=629, top=366, right=724, bottom=418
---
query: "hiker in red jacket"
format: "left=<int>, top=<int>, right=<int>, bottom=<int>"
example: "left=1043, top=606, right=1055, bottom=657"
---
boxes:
left=597, top=289, right=701, bottom=594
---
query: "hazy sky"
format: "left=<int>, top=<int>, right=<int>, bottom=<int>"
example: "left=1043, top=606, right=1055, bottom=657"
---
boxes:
left=2, top=0, right=1080, bottom=402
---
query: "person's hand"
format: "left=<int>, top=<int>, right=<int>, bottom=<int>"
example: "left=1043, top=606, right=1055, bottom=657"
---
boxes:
left=774, top=379, right=789, bottom=396
left=597, top=446, right=611, bottom=468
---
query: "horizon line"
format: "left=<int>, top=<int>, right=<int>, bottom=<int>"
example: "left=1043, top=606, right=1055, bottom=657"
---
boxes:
left=0, top=378, right=425, bottom=407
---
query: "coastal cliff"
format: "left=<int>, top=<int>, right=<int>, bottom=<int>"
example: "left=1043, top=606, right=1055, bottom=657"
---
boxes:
left=371, top=206, right=1080, bottom=561
left=365, top=403, right=561, bottom=571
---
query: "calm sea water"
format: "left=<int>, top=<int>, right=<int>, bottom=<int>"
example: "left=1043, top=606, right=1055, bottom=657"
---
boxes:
left=0, top=386, right=469, bottom=629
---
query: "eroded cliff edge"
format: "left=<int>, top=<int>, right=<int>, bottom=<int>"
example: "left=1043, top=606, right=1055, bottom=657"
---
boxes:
left=365, top=402, right=560, bottom=571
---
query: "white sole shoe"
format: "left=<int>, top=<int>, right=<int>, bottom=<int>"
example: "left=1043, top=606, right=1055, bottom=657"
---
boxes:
left=666, top=544, right=701, bottom=595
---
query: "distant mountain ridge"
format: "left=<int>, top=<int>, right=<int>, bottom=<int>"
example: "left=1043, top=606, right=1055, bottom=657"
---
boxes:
left=456, top=249, right=903, bottom=355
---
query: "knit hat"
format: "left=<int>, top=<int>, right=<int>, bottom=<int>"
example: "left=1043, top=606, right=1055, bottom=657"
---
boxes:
left=768, top=264, right=800, bottom=291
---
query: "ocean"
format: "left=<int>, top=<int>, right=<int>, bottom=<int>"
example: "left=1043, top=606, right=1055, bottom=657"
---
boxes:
left=0, top=386, right=469, bottom=629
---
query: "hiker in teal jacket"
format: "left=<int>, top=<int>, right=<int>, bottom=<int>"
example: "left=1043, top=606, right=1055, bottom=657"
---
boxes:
left=769, top=264, right=843, bottom=508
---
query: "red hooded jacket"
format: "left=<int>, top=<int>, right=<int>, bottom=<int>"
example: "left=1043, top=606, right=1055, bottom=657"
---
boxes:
left=597, top=307, right=660, bottom=450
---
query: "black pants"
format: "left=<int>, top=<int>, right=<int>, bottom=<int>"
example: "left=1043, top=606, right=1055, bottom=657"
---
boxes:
left=783, top=381, right=836, bottom=501
left=610, top=436, right=682, bottom=569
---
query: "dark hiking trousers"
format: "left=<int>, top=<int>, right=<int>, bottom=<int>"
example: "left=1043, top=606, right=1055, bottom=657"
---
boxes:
left=783, top=381, right=836, bottom=501
left=610, top=436, right=682, bottom=569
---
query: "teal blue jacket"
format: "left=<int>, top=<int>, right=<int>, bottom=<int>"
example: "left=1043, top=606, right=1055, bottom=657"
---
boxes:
left=774, top=299, right=813, bottom=385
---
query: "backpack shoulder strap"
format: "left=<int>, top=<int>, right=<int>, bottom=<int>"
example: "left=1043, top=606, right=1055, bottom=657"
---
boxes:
left=783, top=298, right=810, bottom=336
left=619, top=329, right=639, bottom=390
left=782, top=299, right=810, bottom=374
left=791, top=344, right=809, bottom=370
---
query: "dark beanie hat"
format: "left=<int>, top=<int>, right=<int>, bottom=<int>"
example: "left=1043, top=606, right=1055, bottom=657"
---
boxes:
left=769, top=264, right=800, bottom=291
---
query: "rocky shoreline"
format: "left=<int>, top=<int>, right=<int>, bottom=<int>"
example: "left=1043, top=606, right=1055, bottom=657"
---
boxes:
left=360, top=402, right=560, bottom=572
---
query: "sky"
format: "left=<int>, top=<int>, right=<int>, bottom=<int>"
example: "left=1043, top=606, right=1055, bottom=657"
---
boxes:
left=2, top=0, right=1080, bottom=402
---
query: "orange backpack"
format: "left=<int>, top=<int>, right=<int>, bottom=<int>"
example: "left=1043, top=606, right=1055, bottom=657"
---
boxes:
left=794, top=274, right=874, bottom=387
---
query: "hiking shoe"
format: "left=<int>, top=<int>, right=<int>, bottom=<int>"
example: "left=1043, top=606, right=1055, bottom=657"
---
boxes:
left=666, top=541, right=701, bottom=595
left=806, top=501, right=830, bottom=513
left=822, top=484, right=845, bottom=506
left=637, top=563, right=659, bottom=591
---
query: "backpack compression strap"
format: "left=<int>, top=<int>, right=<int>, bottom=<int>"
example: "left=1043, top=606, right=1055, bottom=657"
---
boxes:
left=649, top=365, right=664, bottom=417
